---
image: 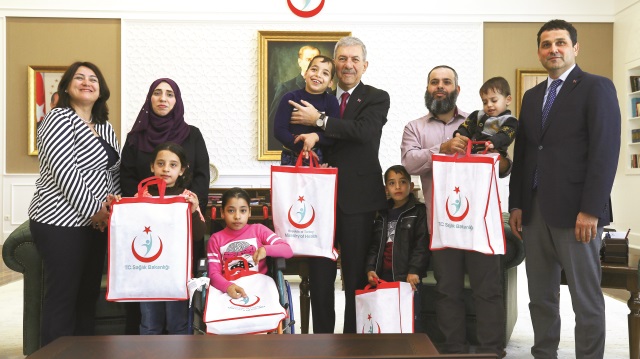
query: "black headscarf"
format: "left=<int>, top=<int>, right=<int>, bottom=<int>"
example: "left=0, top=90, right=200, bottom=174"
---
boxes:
left=127, top=78, right=190, bottom=152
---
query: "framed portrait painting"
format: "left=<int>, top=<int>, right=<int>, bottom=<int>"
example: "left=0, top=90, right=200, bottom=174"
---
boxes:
left=257, top=30, right=351, bottom=161
left=515, top=69, right=548, bottom=118
left=28, top=65, right=66, bottom=155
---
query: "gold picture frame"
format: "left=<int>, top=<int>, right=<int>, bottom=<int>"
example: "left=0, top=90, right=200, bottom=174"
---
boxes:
left=515, top=69, right=548, bottom=118
left=257, top=30, right=351, bottom=161
left=28, top=65, right=66, bottom=155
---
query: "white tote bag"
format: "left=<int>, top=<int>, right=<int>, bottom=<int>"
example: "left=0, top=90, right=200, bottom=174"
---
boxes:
left=271, top=153, right=338, bottom=260
left=203, top=259, right=287, bottom=334
left=355, top=280, right=414, bottom=333
left=106, top=176, right=192, bottom=301
left=431, top=142, right=506, bottom=255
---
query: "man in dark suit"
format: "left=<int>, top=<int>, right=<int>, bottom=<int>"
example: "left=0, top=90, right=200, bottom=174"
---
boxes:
left=509, top=19, right=620, bottom=358
left=289, top=36, right=390, bottom=333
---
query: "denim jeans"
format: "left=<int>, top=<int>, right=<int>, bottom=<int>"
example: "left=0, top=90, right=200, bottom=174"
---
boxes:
left=139, top=301, right=189, bottom=335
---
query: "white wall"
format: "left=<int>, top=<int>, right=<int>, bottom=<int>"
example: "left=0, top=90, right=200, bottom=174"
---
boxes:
left=0, top=1, right=622, bottom=241
left=612, top=0, right=640, bottom=248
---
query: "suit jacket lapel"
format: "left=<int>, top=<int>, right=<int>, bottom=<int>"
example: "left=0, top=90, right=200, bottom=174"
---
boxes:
left=342, top=82, right=366, bottom=119
left=540, top=66, right=583, bottom=139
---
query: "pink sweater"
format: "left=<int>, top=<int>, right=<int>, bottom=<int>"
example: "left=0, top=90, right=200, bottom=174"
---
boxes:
left=207, top=224, right=293, bottom=292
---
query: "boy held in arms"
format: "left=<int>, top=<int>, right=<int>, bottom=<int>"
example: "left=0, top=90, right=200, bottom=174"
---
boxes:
left=366, top=165, right=430, bottom=331
left=454, top=76, right=518, bottom=156
left=273, top=55, right=340, bottom=165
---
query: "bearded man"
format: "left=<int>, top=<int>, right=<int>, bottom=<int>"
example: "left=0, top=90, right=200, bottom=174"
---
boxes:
left=401, top=65, right=510, bottom=357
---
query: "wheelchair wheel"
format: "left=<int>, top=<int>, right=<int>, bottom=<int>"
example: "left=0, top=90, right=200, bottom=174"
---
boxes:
left=275, top=270, right=295, bottom=334
left=284, top=279, right=295, bottom=334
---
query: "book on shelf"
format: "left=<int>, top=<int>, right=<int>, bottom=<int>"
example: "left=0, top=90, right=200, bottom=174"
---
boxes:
left=632, top=75, right=640, bottom=93
left=633, top=98, right=640, bottom=117
left=631, top=154, right=639, bottom=168
left=633, top=129, right=640, bottom=143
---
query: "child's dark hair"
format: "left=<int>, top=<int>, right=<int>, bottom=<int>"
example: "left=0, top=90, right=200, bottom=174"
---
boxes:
left=479, top=76, right=511, bottom=97
left=384, top=165, right=411, bottom=184
left=307, top=55, right=336, bottom=80
left=221, top=187, right=251, bottom=209
left=149, top=142, right=192, bottom=187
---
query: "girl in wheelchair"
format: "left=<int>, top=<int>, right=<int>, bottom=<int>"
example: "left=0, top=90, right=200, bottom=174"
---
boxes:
left=207, top=187, right=293, bottom=299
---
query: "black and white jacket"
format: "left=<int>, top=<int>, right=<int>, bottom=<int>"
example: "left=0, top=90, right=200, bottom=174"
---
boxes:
left=28, top=107, right=121, bottom=227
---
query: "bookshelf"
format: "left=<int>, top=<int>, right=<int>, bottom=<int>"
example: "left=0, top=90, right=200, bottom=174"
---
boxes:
left=627, top=66, right=640, bottom=175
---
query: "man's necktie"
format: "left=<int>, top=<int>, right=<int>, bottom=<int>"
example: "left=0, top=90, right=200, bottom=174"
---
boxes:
left=541, top=79, right=562, bottom=130
left=533, top=79, right=563, bottom=189
left=339, top=92, right=350, bottom=118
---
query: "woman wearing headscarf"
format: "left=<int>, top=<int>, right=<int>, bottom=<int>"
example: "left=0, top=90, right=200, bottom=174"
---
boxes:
left=119, top=78, right=209, bottom=333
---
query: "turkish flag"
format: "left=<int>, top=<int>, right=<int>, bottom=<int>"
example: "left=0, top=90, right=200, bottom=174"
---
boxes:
left=35, top=72, right=45, bottom=123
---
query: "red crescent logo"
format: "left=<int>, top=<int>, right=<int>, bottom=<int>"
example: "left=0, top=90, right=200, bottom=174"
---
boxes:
left=131, top=236, right=163, bottom=263
left=287, top=205, right=315, bottom=229
left=445, top=197, right=470, bottom=222
left=287, top=0, right=324, bottom=18
left=229, top=295, right=261, bottom=307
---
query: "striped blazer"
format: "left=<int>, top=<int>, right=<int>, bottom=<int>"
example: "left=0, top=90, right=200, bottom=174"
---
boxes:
left=28, top=107, right=121, bottom=227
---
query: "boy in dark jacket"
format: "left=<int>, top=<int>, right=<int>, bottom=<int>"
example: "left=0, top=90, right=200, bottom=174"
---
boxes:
left=365, top=165, right=430, bottom=331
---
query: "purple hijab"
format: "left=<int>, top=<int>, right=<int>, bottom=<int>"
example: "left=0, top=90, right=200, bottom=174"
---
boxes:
left=127, top=78, right=190, bottom=152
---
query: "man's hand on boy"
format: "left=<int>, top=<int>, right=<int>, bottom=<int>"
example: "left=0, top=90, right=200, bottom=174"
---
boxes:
left=367, top=271, right=380, bottom=287
left=289, top=100, right=319, bottom=126
left=407, top=274, right=420, bottom=291
left=226, top=284, right=247, bottom=299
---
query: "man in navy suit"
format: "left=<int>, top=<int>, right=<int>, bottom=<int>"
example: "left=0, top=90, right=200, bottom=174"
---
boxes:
left=509, top=19, right=620, bottom=358
left=289, top=36, right=390, bottom=333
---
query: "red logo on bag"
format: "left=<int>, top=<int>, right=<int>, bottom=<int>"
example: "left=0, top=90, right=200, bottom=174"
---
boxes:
left=445, top=186, right=470, bottom=222
left=131, top=226, right=164, bottom=263
left=361, top=313, right=382, bottom=333
left=287, top=0, right=324, bottom=18
left=287, top=195, right=316, bottom=229
left=230, top=295, right=261, bottom=307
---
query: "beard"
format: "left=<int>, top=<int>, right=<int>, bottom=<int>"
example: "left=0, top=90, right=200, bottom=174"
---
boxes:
left=424, top=88, right=458, bottom=115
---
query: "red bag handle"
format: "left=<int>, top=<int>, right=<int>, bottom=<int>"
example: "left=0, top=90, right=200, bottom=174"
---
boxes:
left=137, top=176, right=167, bottom=198
left=363, top=279, right=387, bottom=290
left=295, top=150, right=320, bottom=168
left=461, top=139, right=491, bottom=156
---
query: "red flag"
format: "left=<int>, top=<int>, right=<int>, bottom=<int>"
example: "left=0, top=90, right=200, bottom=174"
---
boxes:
left=35, top=72, right=45, bottom=123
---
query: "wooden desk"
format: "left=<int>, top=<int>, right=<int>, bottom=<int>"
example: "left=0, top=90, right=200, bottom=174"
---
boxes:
left=29, top=334, right=439, bottom=359
left=562, top=263, right=640, bottom=359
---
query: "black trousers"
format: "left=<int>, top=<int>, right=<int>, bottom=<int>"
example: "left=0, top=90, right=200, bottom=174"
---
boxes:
left=432, top=248, right=504, bottom=354
left=308, top=208, right=375, bottom=333
left=30, top=220, right=107, bottom=347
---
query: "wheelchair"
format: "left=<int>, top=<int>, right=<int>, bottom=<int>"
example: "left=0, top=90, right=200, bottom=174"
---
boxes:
left=189, top=205, right=295, bottom=335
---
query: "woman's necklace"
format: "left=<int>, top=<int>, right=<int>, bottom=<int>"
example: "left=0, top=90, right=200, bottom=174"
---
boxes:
left=81, top=116, right=93, bottom=125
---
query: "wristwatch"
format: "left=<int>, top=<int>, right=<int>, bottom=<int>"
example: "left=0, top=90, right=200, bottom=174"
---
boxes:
left=316, top=113, right=327, bottom=127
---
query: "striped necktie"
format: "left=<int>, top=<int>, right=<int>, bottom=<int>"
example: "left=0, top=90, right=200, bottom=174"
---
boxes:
left=533, top=79, right=563, bottom=189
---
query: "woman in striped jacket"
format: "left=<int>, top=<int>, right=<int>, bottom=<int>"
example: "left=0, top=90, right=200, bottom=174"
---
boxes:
left=28, top=62, right=120, bottom=347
